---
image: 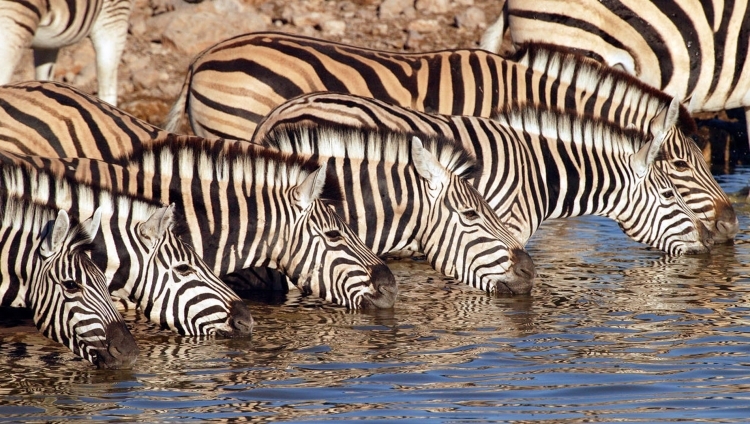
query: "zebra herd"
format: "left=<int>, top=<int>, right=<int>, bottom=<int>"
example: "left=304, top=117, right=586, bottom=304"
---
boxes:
left=0, top=0, right=743, bottom=369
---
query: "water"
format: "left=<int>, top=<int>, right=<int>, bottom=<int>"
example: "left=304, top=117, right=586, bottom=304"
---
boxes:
left=1, top=167, right=750, bottom=423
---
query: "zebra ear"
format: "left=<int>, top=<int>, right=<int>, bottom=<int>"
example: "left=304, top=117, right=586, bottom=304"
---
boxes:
left=411, top=136, right=447, bottom=185
left=79, top=207, right=103, bottom=245
left=139, top=204, right=176, bottom=248
left=40, top=210, right=71, bottom=257
left=650, top=97, right=680, bottom=139
left=632, top=134, right=667, bottom=178
left=295, top=163, right=327, bottom=208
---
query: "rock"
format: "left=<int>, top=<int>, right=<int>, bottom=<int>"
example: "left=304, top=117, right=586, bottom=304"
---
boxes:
left=160, top=0, right=269, bottom=57
left=379, top=0, right=412, bottom=19
left=455, top=6, right=486, bottom=30
left=407, top=19, right=442, bottom=33
left=415, top=0, right=451, bottom=14
left=320, top=20, right=347, bottom=36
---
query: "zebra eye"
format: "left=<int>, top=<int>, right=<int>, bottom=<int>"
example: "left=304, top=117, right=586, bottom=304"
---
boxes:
left=672, top=160, right=690, bottom=171
left=324, top=230, right=344, bottom=241
left=61, top=280, right=82, bottom=293
left=661, top=189, right=676, bottom=200
left=173, top=264, right=195, bottom=276
left=462, top=209, right=480, bottom=220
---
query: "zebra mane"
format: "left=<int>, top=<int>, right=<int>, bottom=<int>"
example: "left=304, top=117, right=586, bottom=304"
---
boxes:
left=262, top=123, right=480, bottom=180
left=508, top=41, right=697, bottom=135
left=0, top=192, right=94, bottom=253
left=493, top=103, right=647, bottom=154
left=0, top=160, right=176, bottom=234
left=133, top=134, right=343, bottom=203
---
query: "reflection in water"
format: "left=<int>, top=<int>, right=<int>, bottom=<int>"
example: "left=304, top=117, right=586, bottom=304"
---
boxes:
left=1, top=169, right=750, bottom=421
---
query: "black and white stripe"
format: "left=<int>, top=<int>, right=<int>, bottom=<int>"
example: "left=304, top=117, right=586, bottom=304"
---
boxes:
left=0, top=195, right=138, bottom=368
left=0, top=159, right=254, bottom=336
left=262, top=125, right=535, bottom=294
left=0, top=0, right=133, bottom=105
left=485, top=0, right=750, bottom=146
left=252, top=92, right=712, bottom=255
left=159, top=31, right=737, bottom=243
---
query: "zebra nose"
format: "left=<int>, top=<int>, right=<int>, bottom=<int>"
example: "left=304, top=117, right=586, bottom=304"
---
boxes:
left=693, top=221, right=714, bottom=253
left=229, top=300, right=254, bottom=335
left=509, top=247, right=535, bottom=294
left=96, top=321, right=139, bottom=369
left=363, top=264, right=398, bottom=309
left=713, top=204, right=739, bottom=244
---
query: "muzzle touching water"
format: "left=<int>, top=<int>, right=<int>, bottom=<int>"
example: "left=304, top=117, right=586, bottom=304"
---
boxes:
left=492, top=247, right=535, bottom=295
left=711, top=204, right=739, bottom=245
left=92, top=321, right=139, bottom=369
left=361, top=264, right=398, bottom=309
left=222, top=300, right=254, bottom=337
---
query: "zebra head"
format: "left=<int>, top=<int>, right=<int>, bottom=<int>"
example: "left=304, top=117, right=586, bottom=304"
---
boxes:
left=622, top=127, right=713, bottom=255
left=131, top=204, right=254, bottom=337
left=648, top=98, right=738, bottom=244
left=411, top=136, right=535, bottom=295
left=33, top=208, right=138, bottom=369
left=281, top=162, right=398, bottom=309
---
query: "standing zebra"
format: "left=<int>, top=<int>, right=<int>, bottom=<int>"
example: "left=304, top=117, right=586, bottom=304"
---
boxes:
left=0, top=160, right=254, bottom=337
left=482, top=0, right=750, bottom=146
left=0, top=197, right=139, bottom=368
left=261, top=125, right=535, bottom=294
left=252, top=93, right=712, bottom=255
left=0, top=138, right=398, bottom=309
left=0, top=0, right=132, bottom=105
left=160, top=31, right=737, bottom=243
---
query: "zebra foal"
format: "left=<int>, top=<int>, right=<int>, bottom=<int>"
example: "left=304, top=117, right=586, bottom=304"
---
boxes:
left=160, top=31, right=737, bottom=243
left=0, top=160, right=254, bottom=337
left=0, top=0, right=132, bottom=106
left=253, top=92, right=712, bottom=255
left=0, top=196, right=138, bottom=368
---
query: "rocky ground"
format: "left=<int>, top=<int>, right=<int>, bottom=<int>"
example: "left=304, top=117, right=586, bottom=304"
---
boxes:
left=8, top=0, right=748, bottom=164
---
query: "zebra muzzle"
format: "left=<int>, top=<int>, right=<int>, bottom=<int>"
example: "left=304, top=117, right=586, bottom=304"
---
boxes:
left=93, top=321, right=139, bottom=369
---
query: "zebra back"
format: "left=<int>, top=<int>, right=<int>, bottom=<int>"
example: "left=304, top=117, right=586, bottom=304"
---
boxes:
left=0, top=195, right=138, bottom=368
left=262, top=124, right=535, bottom=294
left=0, top=158, right=253, bottom=336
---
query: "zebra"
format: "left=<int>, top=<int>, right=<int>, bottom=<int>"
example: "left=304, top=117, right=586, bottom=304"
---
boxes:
left=0, top=137, right=399, bottom=309
left=159, top=31, right=738, bottom=243
left=0, top=160, right=255, bottom=336
left=0, top=0, right=133, bottom=106
left=260, top=125, right=535, bottom=294
left=251, top=92, right=712, bottom=255
left=0, top=196, right=139, bottom=368
left=482, top=0, right=750, bottom=147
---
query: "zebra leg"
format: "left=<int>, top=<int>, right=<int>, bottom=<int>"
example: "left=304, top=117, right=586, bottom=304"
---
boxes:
left=0, top=7, right=39, bottom=84
left=33, top=48, right=59, bottom=80
left=88, top=0, right=133, bottom=106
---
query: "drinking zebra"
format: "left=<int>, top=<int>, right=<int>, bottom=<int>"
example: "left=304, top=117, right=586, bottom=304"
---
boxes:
left=0, top=0, right=132, bottom=105
left=0, top=161, right=254, bottom=336
left=260, top=125, right=535, bottom=294
left=159, top=31, right=737, bottom=243
left=252, top=92, right=712, bottom=255
left=0, top=138, right=398, bottom=309
left=0, top=196, right=138, bottom=368
left=482, top=0, right=750, bottom=146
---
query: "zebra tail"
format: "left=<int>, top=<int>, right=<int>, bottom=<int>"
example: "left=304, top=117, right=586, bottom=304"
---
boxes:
left=163, top=65, right=193, bottom=132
